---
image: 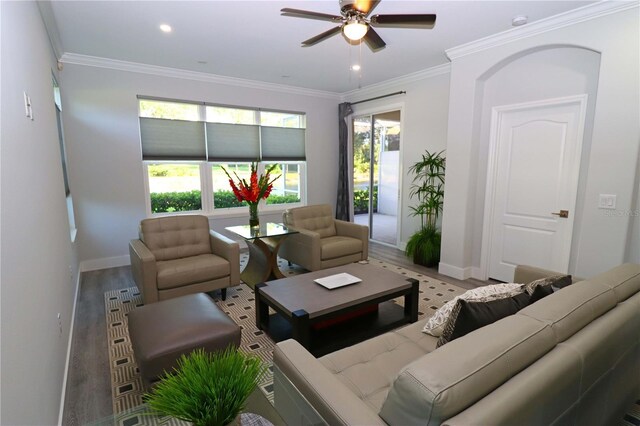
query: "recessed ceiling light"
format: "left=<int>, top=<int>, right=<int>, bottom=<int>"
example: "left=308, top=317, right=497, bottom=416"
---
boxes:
left=351, top=64, right=361, bottom=71
left=197, top=61, right=207, bottom=64
left=512, top=16, right=528, bottom=27
left=281, top=75, right=291, bottom=79
left=159, top=24, right=172, bottom=33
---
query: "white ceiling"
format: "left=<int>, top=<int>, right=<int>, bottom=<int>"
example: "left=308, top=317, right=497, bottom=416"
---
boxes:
left=47, top=1, right=597, bottom=94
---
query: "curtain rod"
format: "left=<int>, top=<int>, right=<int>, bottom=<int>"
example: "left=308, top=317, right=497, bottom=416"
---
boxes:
left=349, top=91, right=406, bottom=106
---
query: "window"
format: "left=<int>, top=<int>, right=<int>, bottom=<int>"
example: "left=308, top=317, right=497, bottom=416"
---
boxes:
left=264, top=162, right=302, bottom=205
left=212, top=163, right=250, bottom=209
left=53, top=75, right=77, bottom=240
left=147, top=163, right=202, bottom=213
left=138, top=98, right=306, bottom=215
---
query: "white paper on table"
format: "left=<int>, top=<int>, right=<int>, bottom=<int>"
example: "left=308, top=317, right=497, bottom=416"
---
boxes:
left=314, top=273, right=362, bottom=289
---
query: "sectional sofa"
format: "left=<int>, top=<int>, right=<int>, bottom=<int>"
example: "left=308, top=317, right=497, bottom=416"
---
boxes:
left=273, top=263, right=640, bottom=425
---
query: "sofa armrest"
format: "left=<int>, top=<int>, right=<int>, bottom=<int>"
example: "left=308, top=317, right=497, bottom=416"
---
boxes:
left=514, top=265, right=583, bottom=284
left=280, top=228, right=322, bottom=271
left=129, top=239, right=158, bottom=304
left=335, top=220, right=369, bottom=260
left=274, top=339, right=386, bottom=426
left=209, top=230, right=240, bottom=285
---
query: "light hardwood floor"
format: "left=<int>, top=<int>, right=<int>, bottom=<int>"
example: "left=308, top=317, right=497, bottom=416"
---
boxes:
left=61, top=242, right=491, bottom=424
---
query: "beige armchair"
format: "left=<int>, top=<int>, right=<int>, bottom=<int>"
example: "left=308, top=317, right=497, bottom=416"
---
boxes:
left=279, top=204, right=368, bottom=271
left=129, top=215, right=240, bottom=304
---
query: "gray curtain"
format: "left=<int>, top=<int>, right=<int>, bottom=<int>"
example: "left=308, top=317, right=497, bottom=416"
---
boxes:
left=336, top=102, right=353, bottom=221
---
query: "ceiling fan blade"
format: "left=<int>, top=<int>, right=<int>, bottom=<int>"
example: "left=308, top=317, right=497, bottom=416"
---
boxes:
left=363, top=26, right=386, bottom=51
left=352, top=0, right=381, bottom=16
left=281, top=8, right=342, bottom=22
left=302, top=26, right=343, bottom=46
left=370, top=14, right=436, bottom=28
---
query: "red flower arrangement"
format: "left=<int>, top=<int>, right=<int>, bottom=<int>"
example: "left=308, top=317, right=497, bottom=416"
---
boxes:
left=221, top=162, right=280, bottom=227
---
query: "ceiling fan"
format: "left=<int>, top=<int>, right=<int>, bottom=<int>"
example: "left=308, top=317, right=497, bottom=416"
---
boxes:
left=281, top=0, right=436, bottom=51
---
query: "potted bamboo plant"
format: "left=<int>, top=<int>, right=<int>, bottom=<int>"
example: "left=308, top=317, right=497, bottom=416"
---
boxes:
left=145, top=347, right=266, bottom=426
left=405, top=150, right=446, bottom=267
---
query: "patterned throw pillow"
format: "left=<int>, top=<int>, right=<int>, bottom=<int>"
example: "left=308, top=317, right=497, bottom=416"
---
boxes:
left=422, top=283, right=525, bottom=337
left=524, top=275, right=572, bottom=295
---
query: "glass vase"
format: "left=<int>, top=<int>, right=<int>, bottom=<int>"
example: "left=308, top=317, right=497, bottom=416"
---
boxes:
left=248, top=203, right=259, bottom=230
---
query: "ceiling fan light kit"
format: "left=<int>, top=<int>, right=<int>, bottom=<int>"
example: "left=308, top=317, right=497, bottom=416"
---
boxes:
left=344, top=19, right=368, bottom=41
left=281, top=0, right=436, bottom=52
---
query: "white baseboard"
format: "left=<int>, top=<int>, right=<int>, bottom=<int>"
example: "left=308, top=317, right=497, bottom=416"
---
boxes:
left=438, top=262, right=473, bottom=280
left=80, top=255, right=130, bottom=272
left=58, top=268, right=81, bottom=426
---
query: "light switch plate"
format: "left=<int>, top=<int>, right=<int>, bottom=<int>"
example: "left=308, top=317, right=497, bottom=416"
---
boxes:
left=598, top=194, right=617, bottom=209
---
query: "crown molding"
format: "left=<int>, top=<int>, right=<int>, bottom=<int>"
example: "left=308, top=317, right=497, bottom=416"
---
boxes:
left=341, top=62, right=451, bottom=100
left=59, top=53, right=341, bottom=100
left=446, top=1, right=640, bottom=60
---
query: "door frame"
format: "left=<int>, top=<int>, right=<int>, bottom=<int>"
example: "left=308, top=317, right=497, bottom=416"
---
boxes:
left=479, top=94, right=588, bottom=281
left=349, top=102, right=405, bottom=248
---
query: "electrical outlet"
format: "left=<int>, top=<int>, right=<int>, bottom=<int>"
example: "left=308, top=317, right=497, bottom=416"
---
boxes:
left=57, top=313, right=63, bottom=336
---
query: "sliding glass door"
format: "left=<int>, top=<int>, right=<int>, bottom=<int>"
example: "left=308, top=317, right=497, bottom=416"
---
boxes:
left=352, top=111, right=400, bottom=245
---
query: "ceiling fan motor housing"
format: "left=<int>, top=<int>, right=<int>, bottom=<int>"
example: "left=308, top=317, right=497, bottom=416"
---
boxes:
left=339, top=0, right=361, bottom=15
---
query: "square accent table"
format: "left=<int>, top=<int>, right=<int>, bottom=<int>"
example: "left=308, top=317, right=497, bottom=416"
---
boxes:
left=226, top=222, right=298, bottom=289
left=255, top=263, right=419, bottom=357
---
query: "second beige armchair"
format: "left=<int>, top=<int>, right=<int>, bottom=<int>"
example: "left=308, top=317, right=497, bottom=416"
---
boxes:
left=279, top=204, right=368, bottom=271
left=129, top=215, right=240, bottom=304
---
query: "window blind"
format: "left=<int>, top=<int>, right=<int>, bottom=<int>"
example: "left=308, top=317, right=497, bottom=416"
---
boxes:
left=138, top=99, right=306, bottom=162
left=206, top=123, right=260, bottom=161
left=139, top=117, right=206, bottom=160
left=260, top=127, right=306, bottom=161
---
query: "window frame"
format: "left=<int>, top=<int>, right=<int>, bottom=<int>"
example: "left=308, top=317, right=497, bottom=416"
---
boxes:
left=143, top=160, right=306, bottom=217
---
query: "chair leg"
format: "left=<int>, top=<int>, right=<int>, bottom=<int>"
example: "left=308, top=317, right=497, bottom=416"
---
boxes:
left=221, top=288, right=227, bottom=301
left=288, top=261, right=292, bottom=266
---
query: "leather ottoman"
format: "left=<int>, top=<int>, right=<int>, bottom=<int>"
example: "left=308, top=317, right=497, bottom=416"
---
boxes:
left=128, top=292, right=241, bottom=387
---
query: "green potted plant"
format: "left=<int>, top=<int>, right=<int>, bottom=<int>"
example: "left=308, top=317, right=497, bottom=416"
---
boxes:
left=405, top=150, right=446, bottom=267
left=145, top=347, right=266, bottom=426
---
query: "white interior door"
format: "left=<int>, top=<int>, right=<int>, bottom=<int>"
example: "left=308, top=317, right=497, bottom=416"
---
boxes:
left=485, top=96, right=587, bottom=282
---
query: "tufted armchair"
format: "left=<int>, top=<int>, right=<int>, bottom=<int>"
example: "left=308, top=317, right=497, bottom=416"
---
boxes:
left=129, top=215, right=240, bottom=304
left=279, top=204, right=368, bottom=271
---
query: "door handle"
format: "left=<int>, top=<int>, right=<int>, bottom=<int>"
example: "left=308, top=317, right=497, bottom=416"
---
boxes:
left=551, top=210, right=569, bottom=218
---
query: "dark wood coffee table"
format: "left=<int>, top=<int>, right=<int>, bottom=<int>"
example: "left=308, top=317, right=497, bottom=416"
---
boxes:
left=255, top=263, right=419, bottom=356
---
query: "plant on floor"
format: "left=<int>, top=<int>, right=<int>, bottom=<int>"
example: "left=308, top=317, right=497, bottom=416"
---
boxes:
left=405, top=150, right=446, bottom=267
left=145, top=347, right=266, bottom=426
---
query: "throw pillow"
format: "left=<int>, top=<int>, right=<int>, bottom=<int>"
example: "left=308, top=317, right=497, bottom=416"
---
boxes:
left=436, top=292, right=531, bottom=347
left=529, top=284, right=554, bottom=304
left=422, top=283, right=525, bottom=337
left=524, top=275, right=572, bottom=295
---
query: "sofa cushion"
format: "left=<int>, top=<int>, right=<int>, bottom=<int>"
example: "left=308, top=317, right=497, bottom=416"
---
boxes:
left=141, top=215, right=211, bottom=261
left=518, top=279, right=617, bottom=343
left=156, top=254, right=230, bottom=290
left=319, top=331, right=429, bottom=412
left=395, top=319, right=439, bottom=353
left=320, top=236, right=363, bottom=260
left=284, top=204, right=336, bottom=238
left=585, top=263, right=640, bottom=303
left=437, top=292, right=531, bottom=347
left=423, top=283, right=525, bottom=337
left=380, top=315, right=555, bottom=426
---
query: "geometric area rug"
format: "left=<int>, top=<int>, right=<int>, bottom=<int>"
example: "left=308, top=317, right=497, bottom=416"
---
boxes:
left=105, top=257, right=468, bottom=415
